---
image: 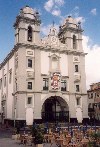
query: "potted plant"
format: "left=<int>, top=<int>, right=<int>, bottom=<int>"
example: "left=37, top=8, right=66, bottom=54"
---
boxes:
left=88, top=131, right=100, bottom=147
left=32, top=124, right=44, bottom=147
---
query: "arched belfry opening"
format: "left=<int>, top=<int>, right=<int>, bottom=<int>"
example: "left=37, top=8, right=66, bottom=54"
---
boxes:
left=73, top=35, right=77, bottom=49
left=27, top=26, right=32, bottom=41
left=41, top=96, right=69, bottom=123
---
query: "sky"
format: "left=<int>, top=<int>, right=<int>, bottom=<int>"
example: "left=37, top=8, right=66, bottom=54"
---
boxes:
left=0, top=0, right=100, bottom=89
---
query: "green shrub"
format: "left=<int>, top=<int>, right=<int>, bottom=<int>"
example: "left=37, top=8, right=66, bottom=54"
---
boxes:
left=32, top=124, right=44, bottom=144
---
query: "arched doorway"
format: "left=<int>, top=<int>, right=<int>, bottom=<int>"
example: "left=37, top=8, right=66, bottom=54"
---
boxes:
left=41, top=96, right=69, bottom=123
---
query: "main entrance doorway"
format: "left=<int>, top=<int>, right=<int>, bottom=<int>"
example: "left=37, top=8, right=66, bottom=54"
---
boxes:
left=42, top=96, right=69, bottom=123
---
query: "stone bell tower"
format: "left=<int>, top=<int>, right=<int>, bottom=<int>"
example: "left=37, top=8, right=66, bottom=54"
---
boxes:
left=58, top=16, right=89, bottom=123
left=58, top=16, right=83, bottom=51
left=14, top=5, right=41, bottom=45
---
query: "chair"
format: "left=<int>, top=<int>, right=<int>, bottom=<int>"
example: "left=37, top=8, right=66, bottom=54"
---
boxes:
left=26, top=135, right=33, bottom=146
left=62, top=139, right=69, bottom=147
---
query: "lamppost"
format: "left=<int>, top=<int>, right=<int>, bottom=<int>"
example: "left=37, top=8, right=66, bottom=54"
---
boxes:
left=12, top=93, right=17, bottom=128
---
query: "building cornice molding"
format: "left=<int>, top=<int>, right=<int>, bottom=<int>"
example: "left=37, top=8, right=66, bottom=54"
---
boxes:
left=0, top=47, right=18, bottom=69
left=0, top=42, right=87, bottom=69
left=69, top=92, right=87, bottom=96
left=14, top=15, right=41, bottom=29
left=58, top=27, right=83, bottom=37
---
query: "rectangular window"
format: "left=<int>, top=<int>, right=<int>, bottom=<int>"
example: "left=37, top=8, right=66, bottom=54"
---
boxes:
left=0, top=79, right=2, bottom=89
left=73, top=35, right=77, bottom=49
left=76, top=85, right=79, bottom=92
left=9, top=72, right=12, bottom=84
left=28, top=82, right=32, bottom=89
left=15, top=60, right=18, bottom=68
left=76, top=98, right=80, bottom=105
left=91, top=93, right=93, bottom=98
left=16, top=82, right=17, bottom=91
left=4, top=76, right=6, bottom=87
left=28, top=59, right=32, bottom=68
left=15, top=78, right=17, bottom=91
left=75, top=65, right=78, bottom=72
left=27, top=97, right=32, bottom=104
left=61, top=80, right=66, bottom=91
left=43, top=78, right=48, bottom=90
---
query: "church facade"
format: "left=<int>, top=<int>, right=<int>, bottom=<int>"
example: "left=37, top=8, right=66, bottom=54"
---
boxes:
left=0, top=6, right=88, bottom=126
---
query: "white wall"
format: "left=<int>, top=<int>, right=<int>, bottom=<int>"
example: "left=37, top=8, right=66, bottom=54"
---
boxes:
left=7, top=56, right=15, bottom=119
left=41, top=51, right=68, bottom=76
left=3, top=64, right=7, bottom=95
left=0, top=69, right=2, bottom=113
left=60, top=54, right=68, bottom=76
left=41, top=51, right=49, bottom=74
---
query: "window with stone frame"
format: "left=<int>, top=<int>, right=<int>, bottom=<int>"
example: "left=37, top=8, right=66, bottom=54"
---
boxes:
left=27, top=26, right=32, bottom=41
left=9, top=70, right=12, bottom=84
left=43, top=78, right=48, bottom=90
left=28, top=59, right=32, bottom=68
left=51, top=56, right=59, bottom=70
left=0, top=79, right=2, bottom=89
left=4, top=76, right=6, bottom=87
left=27, top=97, right=32, bottom=105
left=27, top=82, right=32, bottom=90
left=61, top=80, right=67, bottom=91
left=75, top=65, right=79, bottom=72
left=73, top=35, right=77, bottom=49
left=15, top=78, right=17, bottom=91
left=76, top=98, right=80, bottom=105
left=76, top=85, right=80, bottom=92
left=91, top=93, right=93, bottom=98
left=97, top=93, right=99, bottom=97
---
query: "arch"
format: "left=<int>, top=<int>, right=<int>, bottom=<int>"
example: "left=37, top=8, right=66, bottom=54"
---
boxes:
left=41, top=93, right=69, bottom=106
left=41, top=94, right=69, bottom=123
left=27, top=26, right=32, bottom=41
left=73, top=35, right=77, bottom=49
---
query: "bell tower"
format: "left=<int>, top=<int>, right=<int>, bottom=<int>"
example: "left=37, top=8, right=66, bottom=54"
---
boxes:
left=14, top=6, right=41, bottom=45
left=58, top=16, right=89, bottom=123
left=58, top=16, right=83, bottom=51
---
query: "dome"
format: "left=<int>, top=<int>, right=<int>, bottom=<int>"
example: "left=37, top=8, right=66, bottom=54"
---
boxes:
left=20, top=6, right=36, bottom=19
left=22, top=6, right=34, bottom=15
left=66, top=16, right=77, bottom=25
left=62, top=16, right=78, bottom=29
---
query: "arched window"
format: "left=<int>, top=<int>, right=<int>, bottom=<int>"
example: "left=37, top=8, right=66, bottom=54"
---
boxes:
left=73, top=35, right=77, bottom=49
left=27, top=26, right=32, bottom=41
left=52, top=56, right=58, bottom=70
left=52, top=30, right=55, bottom=35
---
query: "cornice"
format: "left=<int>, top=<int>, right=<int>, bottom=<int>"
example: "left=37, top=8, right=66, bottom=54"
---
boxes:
left=14, top=15, right=41, bottom=28
left=8, top=90, right=88, bottom=96
left=0, top=42, right=87, bottom=69
left=14, top=43, right=87, bottom=57
left=69, top=92, right=87, bottom=96
left=58, top=26, right=83, bottom=36
left=0, top=47, right=17, bottom=69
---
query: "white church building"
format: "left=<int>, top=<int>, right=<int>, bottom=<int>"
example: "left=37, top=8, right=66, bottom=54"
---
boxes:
left=0, top=6, right=88, bottom=126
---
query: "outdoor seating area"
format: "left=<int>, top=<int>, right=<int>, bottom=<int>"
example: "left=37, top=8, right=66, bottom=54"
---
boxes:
left=43, top=125, right=100, bottom=147
left=11, top=123, right=100, bottom=147
left=12, top=130, right=34, bottom=146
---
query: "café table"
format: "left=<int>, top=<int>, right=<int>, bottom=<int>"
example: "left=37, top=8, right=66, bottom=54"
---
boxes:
left=56, top=138, right=64, bottom=146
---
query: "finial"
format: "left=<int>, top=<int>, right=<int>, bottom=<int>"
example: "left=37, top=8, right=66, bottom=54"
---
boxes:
left=78, top=21, right=81, bottom=29
left=68, top=15, right=71, bottom=18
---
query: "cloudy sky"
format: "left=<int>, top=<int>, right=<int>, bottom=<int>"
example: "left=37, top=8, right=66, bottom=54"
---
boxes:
left=0, top=0, right=100, bottom=89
